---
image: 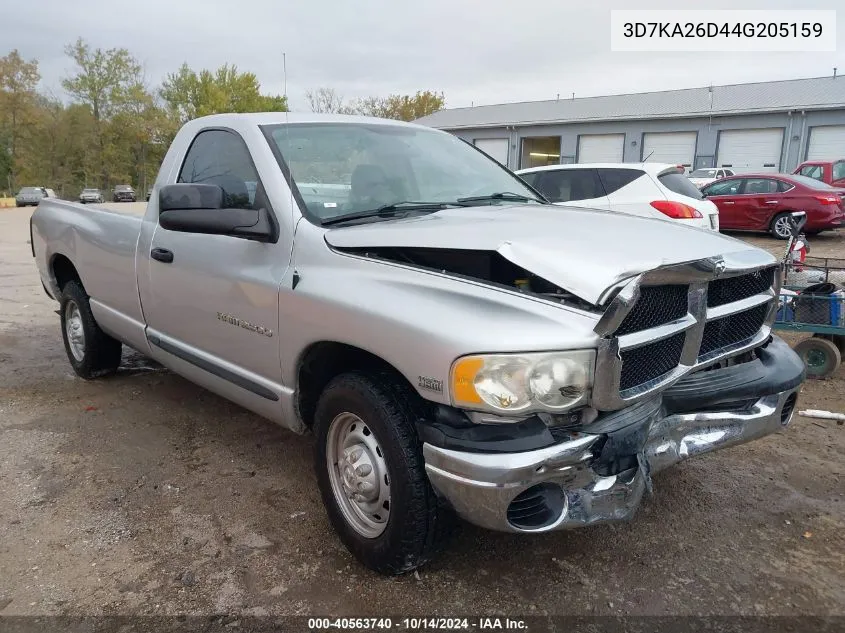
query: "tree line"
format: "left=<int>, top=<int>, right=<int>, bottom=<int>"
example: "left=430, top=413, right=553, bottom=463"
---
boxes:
left=0, top=41, right=445, bottom=198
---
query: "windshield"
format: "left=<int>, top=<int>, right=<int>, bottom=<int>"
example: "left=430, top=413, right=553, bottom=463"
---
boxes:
left=690, top=169, right=717, bottom=178
left=790, top=175, right=838, bottom=190
left=82, top=189, right=99, bottom=193
left=264, top=122, right=543, bottom=223
left=115, top=185, right=132, bottom=191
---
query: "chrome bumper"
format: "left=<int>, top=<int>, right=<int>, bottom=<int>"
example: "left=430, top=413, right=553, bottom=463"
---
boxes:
left=423, top=388, right=799, bottom=533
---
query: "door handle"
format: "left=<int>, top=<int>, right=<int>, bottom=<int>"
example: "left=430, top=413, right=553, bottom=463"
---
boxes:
left=722, top=201, right=734, bottom=205
left=150, top=247, right=174, bottom=263
left=764, top=200, right=779, bottom=204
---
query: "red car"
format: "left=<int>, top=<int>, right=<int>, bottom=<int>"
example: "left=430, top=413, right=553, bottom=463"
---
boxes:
left=701, top=173, right=845, bottom=239
left=792, top=159, right=845, bottom=188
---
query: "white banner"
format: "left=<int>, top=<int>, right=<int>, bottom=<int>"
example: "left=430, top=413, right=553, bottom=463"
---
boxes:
left=610, top=10, right=837, bottom=52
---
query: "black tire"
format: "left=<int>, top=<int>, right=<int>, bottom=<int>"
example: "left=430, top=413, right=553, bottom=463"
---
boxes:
left=59, top=281, right=122, bottom=379
left=794, top=336, right=841, bottom=378
left=313, top=371, right=451, bottom=575
left=770, top=213, right=794, bottom=240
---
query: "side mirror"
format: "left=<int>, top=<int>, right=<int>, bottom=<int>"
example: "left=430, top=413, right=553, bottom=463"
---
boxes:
left=159, top=183, right=224, bottom=211
left=158, top=183, right=276, bottom=243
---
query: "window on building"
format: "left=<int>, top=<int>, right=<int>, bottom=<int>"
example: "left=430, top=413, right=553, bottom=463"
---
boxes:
left=521, top=137, right=562, bottom=169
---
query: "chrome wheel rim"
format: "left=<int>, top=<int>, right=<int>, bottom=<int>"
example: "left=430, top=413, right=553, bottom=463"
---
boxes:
left=774, top=216, right=792, bottom=238
left=326, top=412, right=391, bottom=538
left=65, top=301, right=85, bottom=362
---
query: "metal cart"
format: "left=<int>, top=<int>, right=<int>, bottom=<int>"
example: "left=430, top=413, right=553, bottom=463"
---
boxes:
left=774, top=212, right=845, bottom=378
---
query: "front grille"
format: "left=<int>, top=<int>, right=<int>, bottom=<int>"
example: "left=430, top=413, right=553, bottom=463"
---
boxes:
left=615, top=285, right=688, bottom=335
left=619, top=332, right=685, bottom=392
left=699, top=304, right=769, bottom=358
left=707, top=267, right=775, bottom=308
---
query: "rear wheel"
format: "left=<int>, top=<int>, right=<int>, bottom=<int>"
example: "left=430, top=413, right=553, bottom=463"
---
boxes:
left=60, top=281, right=122, bottom=379
left=794, top=336, right=841, bottom=378
left=313, top=371, right=451, bottom=575
left=770, top=213, right=793, bottom=240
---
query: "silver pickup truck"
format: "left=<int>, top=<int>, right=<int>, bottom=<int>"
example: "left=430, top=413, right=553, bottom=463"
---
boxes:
left=31, top=113, right=806, bottom=575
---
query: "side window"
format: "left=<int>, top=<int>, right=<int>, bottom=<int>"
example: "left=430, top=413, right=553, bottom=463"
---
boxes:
left=716, top=170, right=725, bottom=178
left=596, top=168, right=643, bottom=195
left=741, top=178, right=778, bottom=194
left=534, top=169, right=604, bottom=203
left=518, top=172, right=539, bottom=188
left=776, top=180, right=794, bottom=193
left=703, top=179, right=741, bottom=196
left=178, top=129, right=263, bottom=210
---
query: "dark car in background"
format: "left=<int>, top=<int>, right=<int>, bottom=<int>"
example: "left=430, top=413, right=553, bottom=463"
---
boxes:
left=112, top=184, right=137, bottom=202
left=79, top=188, right=104, bottom=204
left=15, top=186, right=48, bottom=207
left=701, top=173, right=845, bottom=238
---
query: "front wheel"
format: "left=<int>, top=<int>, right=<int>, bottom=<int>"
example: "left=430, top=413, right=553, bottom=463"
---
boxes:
left=60, top=281, right=122, bottom=379
left=313, top=371, right=451, bottom=575
left=770, top=213, right=794, bottom=240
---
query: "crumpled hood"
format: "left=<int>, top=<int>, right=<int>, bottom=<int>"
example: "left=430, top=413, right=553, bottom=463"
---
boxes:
left=325, top=205, right=774, bottom=305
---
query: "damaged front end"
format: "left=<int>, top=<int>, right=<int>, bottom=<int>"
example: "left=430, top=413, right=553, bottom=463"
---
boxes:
left=421, top=337, right=804, bottom=532
left=333, top=245, right=600, bottom=313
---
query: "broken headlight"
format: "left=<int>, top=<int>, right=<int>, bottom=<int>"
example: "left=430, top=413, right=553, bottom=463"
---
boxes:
left=450, top=350, right=595, bottom=415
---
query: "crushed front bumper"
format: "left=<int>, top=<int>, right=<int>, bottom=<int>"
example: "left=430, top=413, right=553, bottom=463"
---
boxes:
left=422, top=337, right=804, bottom=533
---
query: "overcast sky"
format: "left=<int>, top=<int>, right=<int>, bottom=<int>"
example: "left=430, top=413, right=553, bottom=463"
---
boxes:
left=6, top=0, right=845, bottom=112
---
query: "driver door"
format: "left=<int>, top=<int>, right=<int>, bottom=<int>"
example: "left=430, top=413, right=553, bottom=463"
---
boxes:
left=142, top=128, right=289, bottom=420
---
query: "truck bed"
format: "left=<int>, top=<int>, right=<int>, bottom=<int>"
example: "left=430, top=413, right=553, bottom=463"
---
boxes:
left=31, top=199, right=146, bottom=340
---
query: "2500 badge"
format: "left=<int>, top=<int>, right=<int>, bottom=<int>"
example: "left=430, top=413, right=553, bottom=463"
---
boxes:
left=216, top=312, right=274, bottom=338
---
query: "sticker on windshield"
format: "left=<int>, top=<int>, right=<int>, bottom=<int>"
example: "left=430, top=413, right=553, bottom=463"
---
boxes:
left=323, top=202, right=337, bottom=208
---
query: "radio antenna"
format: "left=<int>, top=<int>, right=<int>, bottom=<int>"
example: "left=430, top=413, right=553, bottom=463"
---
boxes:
left=643, top=149, right=655, bottom=163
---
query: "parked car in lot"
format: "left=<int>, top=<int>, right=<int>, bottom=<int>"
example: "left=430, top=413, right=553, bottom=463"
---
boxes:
left=15, top=186, right=49, bottom=207
left=79, top=188, right=104, bottom=204
left=792, top=159, right=845, bottom=188
left=701, top=173, right=845, bottom=239
left=688, top=168, right=735, bottom=189
left=112, top=184, right=137, bottom=202
left=31, top=113, right=805, bottom=575
left=516, top=162, right=720, bottom=231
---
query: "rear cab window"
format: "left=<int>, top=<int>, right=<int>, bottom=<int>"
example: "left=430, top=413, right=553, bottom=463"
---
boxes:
left=833, top=161, right=845, bottom=181
left=657, top=170, right=704, bottom=200
left=799, top=164, right=825, bottom=181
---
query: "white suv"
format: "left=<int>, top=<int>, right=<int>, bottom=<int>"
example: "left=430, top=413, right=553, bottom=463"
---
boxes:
left=516, top=163, right=720, bottom=231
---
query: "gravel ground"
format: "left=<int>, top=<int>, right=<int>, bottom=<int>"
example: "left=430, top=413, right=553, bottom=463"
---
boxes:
left=0, top=205, right=843, bottom=618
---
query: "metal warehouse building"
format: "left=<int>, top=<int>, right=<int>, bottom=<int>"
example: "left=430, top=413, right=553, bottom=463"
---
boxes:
left=415, top=75, right=845, bottom=174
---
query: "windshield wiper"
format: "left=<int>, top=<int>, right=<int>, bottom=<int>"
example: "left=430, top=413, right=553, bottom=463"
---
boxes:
left=320, top=201, right=461, bottom=227
left=456, top=191, right=545, bottom=204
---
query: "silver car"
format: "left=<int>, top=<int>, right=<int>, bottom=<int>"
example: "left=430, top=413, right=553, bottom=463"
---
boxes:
left=15, top=187, right=48, bottom=207
left=79, top=188, right=104, bottom=204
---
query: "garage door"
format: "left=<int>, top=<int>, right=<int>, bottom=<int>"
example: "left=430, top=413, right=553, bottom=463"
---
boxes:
left=807, top=125, right=845, bottom=161
left=642, top=132, right=696, bottom=170
left=578, top=134, right=624, bottom=163
left=717, top=128, right=783, bottom=173
left=474, top=138, right=509, bottom=166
